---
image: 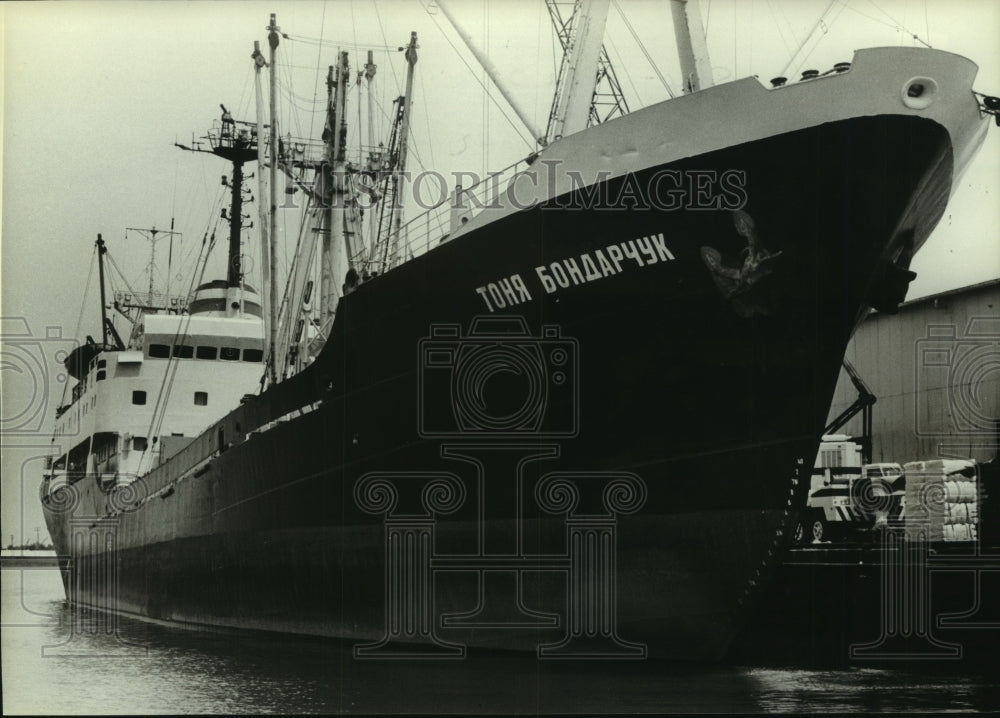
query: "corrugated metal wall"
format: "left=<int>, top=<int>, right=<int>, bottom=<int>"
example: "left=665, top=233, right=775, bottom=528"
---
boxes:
left=827, top=280, right=1000, bottom=464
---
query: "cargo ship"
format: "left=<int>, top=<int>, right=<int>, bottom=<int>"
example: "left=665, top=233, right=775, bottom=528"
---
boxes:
left=41, top=2, right=995, bottom=660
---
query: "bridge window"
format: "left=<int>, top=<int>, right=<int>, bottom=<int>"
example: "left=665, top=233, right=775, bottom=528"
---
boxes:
left=149, top=344, right=170, bottom=358
left=220, top=347, right=240, bottom=361
left=242, top=349, right=264, bottom=362
left=97, top=370, right=106, bottom=381
left=173, top=344, right=194, bottom=359
left=132, top=390, right=147, bottom=405
left=196, top=346, right=218, bottom=360
left=194, top=392, right=208, bottom=406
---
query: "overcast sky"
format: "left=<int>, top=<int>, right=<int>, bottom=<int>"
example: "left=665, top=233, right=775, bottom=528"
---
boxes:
left=2, top=0, right=998, bottom=541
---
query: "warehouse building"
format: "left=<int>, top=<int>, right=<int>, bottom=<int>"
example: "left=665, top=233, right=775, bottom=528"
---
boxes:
left=827, top=279, right=999, bottom=465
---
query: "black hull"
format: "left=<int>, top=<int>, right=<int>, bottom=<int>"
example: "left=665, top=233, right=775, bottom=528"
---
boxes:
left=730, top=543, right=1000, bottom=666
left=45, top=114, right=954, bottom=661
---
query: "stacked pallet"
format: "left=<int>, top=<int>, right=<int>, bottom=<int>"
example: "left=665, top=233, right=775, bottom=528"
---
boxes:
left=902, top=459, right=978, bottom=542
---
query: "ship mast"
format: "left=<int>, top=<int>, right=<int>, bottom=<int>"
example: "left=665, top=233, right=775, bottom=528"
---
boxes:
left=387, top=32, right=418, bottom=267
left=97, top=234, right=110, bottom=344
left=670, top=0, right=714, bottom=93
left=320, top=52, right=352, bottom=327
left=365, top=50, right=377, bottom=161
left=546, top=0, right=612, bottom=140
left=320, top=64, right=337, bottom=329
left=545, top=0, right=629, bottom=137
left=94, top=234, right=125, bottom=349
left=175, top=106, right=257, bottom=315
left=267, top=13, right=280, bottom=385
left=252, top=40, right=271, bottom=365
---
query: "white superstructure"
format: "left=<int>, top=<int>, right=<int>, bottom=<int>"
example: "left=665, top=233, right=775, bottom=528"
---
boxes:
left=47, top=282, right=265, bottom=489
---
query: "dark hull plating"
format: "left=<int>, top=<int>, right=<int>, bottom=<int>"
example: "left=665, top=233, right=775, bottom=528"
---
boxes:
left=45, top=114, right=953, bottom=661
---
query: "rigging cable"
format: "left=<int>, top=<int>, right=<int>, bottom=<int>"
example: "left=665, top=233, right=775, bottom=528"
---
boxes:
left=483, top=0, right=489, bottom=173
left=605, top=32, right=643, bottom=109
left=306, top=0, right=328, bottom=144
left=779, top=0, right=846, bottom=79
left=105, top=251, right=146, bottom=307
left=763, top=0, right=796, bottom=60
left=56, top=246, right=98, bottom=410
left=847, top=0, right=932, bottom=47
left=233, top=66, right=255, bottom=126
left=419, top=59, right=437, bottom=171
left=535, top=6, right=542, bottom=130
left=371, top=0, right=403, bottom=101
left=924, top=0, right=930, bottom=47
left=139, top=226, right=219, bottom=473
left=420, top=0, right=534, bottom=149
left=612, top=0, right=675, bottom=98
left=349, top=0, right=360, bottom=64
left=283, top=34, right=395, bottom=51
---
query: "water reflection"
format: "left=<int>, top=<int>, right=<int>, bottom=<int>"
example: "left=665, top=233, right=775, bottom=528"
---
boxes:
left=746, top=667, right=995, bottom=713
left=3, top=568, right=997, bottom=714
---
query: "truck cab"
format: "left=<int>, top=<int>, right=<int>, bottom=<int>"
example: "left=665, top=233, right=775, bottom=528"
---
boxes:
left=796, top=438, right=903, bottom=544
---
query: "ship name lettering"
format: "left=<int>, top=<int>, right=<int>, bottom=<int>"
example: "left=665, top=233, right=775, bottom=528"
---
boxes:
left=594, top=249, right=617, bottom=277
left=475, top=274, right=533, bottom=312
left=580, top=254, right=601, bottom=281
left=480, top=233, right=674, bottom=310
left=533, top=233, right=675, bottom=296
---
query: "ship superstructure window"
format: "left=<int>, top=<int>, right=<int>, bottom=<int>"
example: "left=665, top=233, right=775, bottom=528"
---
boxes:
left=173, top=344, right=194, bottom=359
left=93, top=432, right=119, bottom=466
left=97, top=370, right=107, bottom=381
left=242, top=349, right=264, bottom=362
left=132, top=436, right=148, bottom=451
left=220, top=347, right=240, bottom=361
left=196, top=346, right=218, bottom=360
left=149, top=344, right=170, bottom=358
left=132, top=390, right=147, bottom=405
left=194, top=391, right=208, bottom=406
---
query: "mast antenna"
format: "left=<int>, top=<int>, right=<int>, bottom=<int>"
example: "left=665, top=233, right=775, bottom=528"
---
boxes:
left=125, top=226, right=182, bottom=307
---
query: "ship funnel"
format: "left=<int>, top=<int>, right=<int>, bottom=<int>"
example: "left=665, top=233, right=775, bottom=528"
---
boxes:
left=189, top=279, right=263, bottom=319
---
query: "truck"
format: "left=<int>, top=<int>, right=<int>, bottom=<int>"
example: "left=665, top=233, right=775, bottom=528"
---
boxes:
left=794, top=435, right=904, bottom=544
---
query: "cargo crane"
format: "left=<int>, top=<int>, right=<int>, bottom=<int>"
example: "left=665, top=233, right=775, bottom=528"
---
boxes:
left=824, top=358, right=875, bottom=464
left=795, top=360, right=894, bottom=544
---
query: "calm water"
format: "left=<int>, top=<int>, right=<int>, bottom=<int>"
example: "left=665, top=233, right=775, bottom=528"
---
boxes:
left=2, top=565, right=997, bottom=714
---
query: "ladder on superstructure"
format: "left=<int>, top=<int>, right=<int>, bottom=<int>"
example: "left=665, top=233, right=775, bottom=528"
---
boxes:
left=371, top=97, right=406, bottom=273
